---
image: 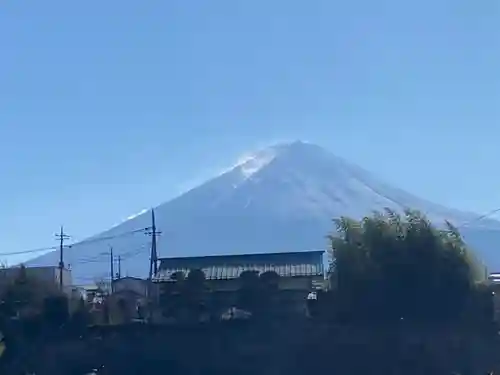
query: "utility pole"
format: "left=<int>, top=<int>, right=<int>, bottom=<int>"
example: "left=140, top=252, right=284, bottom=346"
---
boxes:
left=147, top=209, right=161, bottom=283
left=110, top=246, right=114, bottom=293
left=152, top=209, right=158, bottom=276
left=55, top=226, right=70, bottom=292
left=146, top=209, right=161, bottom=322
left=117, top=255, right=122, bottom=280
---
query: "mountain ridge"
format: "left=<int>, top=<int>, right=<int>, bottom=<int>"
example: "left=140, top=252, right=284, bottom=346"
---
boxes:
left=27, top=141, right=500, bottom=283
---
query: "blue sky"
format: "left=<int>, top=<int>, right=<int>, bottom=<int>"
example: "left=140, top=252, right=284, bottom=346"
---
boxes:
left=0, top=0, right=498, bottom=263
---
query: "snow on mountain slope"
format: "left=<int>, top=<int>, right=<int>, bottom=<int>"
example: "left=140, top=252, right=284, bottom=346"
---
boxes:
left=27, top=141, right=500, bottom=284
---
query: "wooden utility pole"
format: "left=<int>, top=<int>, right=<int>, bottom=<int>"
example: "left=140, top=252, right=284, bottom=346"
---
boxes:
left=117, top=255, right=122, bottom=279
left=152, top=209, right=158, bottom=276
left=55, top=226, right=70, bottom=292
left=146, top=209, right=161, bottom=322
left=147, top=209, right=160, bottom=283
left=110, top=246, right=114, bottom=293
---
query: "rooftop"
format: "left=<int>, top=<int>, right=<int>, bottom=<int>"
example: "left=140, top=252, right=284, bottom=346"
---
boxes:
left=155, top=250, right=325, bottom=281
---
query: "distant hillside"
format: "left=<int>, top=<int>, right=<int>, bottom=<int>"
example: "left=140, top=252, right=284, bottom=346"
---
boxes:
left=27, top=141, right=500, bottom=284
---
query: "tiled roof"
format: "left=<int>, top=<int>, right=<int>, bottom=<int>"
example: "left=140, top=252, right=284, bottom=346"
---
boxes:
left=154, top=250, right=324, bottom=281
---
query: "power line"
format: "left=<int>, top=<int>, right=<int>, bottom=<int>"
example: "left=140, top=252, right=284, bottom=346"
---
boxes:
left=6, top=205, right=499, bottom=260
left=74, top=246, right=148, bottom=265
left=457, top=208, right=500, bottom=229
left=64, top=246, right=148, bottom=285
left=0, top=246, right=59, bottom=257
left=67, top=227, right=149, bottom=248
left=0, top=227, right=150, bottom=257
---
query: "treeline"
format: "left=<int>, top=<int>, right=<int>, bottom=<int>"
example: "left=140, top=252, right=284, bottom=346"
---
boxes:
left=314, top=209, right=494, bottom=327
left=288, top=209, right=500, bottom=375
left=159, top=268, right=284, bottom=323
left=2, top=209, right=500, bottom=375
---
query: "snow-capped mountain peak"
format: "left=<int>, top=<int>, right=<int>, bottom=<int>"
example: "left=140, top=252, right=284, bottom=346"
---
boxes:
left=27, top=141, right=500, bottom=283
left=234, top=148, right=278, bottom=179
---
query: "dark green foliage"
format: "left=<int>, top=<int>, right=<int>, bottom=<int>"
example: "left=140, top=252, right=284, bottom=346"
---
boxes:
left=160, top=269, right=208, bottom=321
left=184, top=269, right=208, bottom=319
left=237, top=271, right=261, bottom=312
left=42, top=296, right=69, bottom=325
left=236, top=270, right=281, bottom=317
left=327, top=209, right=482, bottom=323
left=0, top=265, right=59, bottom=318
left=259, top=271, right=280, bottom=289
left=258, top=271, right=280, bottom=316
left=170, top=271, right=186, bottom=282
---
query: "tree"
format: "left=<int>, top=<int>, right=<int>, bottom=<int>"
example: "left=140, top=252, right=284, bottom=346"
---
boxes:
left=164, top=269, right=208, bottom=322
left=237, top=270, right=261, bottom=313
left=159, top=272, right=184, bottom=319
left=327, top=208, right=481, bottom=323
left=184, top=269, right=208, bottom=319
left=0, top=265, right=59, bottom=318
left=186, top=269, right=206, bottom=287
left=69, top=297, right=91, bottom=331
left=170, top=271, right=186, bottom=282
left=116, top=298, right=130, bottom=323
left=259, top=271, right=280, bottom=290
left=259, top=271, right=280, bottom=316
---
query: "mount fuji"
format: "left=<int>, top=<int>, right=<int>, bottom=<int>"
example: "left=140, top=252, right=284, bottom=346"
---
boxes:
left=27, top=141, right=500, bottom=284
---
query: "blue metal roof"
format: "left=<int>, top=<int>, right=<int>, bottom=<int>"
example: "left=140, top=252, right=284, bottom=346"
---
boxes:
left=155, top=250, right=324, bottom=281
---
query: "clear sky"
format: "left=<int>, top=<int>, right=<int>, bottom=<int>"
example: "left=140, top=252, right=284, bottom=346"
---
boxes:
left=0, top=0, right=498, bottom=263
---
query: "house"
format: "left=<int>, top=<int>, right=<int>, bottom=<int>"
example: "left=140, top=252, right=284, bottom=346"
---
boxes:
left=154, top=250, right=325, bottom=315
left=82, top=285, right=104, bottom=305
left=0, top=265, right=72, bottom=294
left=112, top=276, right=148, bottom=297
left=108, top=277, right=149, bottom=323
left=488, top=273, right=500, bottom=321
